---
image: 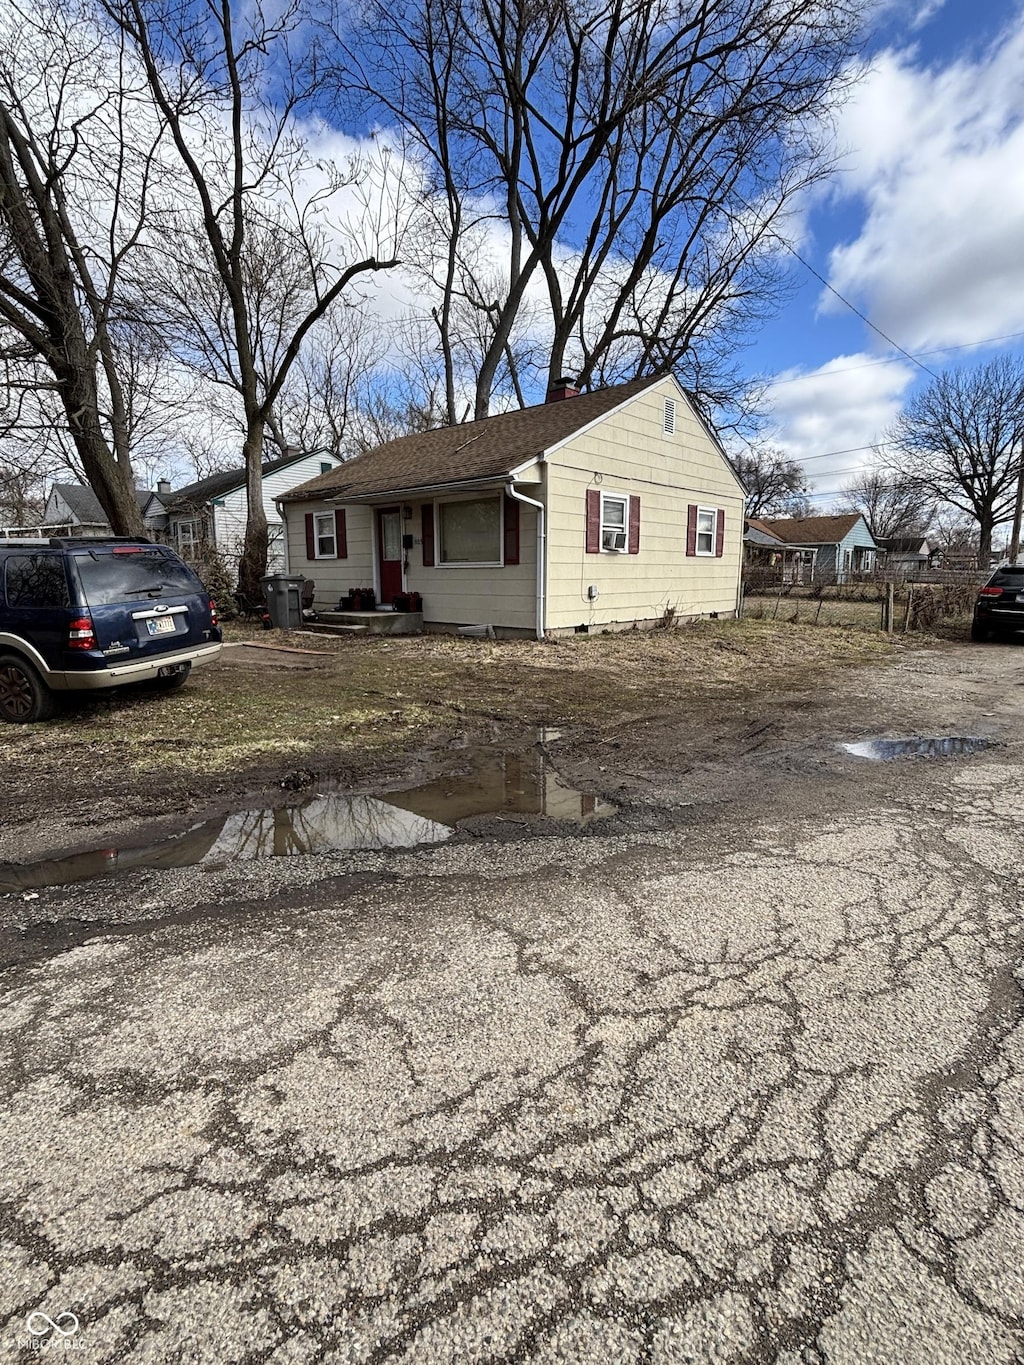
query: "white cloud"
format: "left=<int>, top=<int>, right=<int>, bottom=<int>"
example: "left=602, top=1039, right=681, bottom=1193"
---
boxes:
left=765, top=354, right=916, bottom=491
left=823, top=14, right=1024, bottom=351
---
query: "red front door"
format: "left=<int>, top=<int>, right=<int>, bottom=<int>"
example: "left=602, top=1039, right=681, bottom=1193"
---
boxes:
left=377, top=507, right=403, bottom=604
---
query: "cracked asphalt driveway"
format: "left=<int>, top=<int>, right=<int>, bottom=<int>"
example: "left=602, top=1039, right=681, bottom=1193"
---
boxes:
left=2, top=643, right=1024, bottom=1362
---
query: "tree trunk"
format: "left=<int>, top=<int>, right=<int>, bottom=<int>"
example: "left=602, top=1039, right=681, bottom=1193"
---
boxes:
left=977, top=515, right=994, bottom=570
left=236, top=425, right=269, bottom=600
left=57, top=364, right=145, bottom=537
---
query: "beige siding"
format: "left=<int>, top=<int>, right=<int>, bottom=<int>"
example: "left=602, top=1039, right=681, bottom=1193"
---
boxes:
left=284, top=501, right=374, bottom=608
left=406, top=496, right=538, bottom=631
left=283, top=494, right=538, bottom=630
left=544, top=377, right=744, bottom=630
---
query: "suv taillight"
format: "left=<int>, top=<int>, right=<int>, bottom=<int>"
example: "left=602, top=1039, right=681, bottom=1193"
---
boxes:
left=979, top=586, right=1002, bottom=597
left=68, top=615, right=97, bottom=650
left=209, top=598, right=218, bottom=627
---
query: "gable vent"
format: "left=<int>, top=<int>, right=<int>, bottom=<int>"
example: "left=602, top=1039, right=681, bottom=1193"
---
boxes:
left=663, top=398, right=676, bottom=435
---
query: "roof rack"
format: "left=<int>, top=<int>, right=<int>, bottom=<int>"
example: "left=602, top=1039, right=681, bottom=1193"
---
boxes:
left=46, top=535, right=153, bottom=548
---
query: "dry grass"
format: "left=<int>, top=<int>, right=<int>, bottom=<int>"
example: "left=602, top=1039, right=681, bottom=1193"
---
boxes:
left=0, top=618, right=898, bottom=784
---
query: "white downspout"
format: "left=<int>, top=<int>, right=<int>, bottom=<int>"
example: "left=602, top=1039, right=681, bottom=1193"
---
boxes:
left=506, top=481, right=546, bottom=641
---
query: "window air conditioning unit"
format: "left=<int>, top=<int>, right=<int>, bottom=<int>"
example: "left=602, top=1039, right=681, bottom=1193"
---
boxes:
left=603, top=529, right=627, bottom=551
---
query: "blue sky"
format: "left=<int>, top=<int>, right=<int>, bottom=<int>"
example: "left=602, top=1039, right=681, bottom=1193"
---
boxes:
left=750, top=0, right=1024, bottom=506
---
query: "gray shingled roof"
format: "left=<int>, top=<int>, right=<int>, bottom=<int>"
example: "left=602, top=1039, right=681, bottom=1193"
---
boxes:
left=52, top=484, right=149, bottom=525
left=280, top=377, right=662, bottom=503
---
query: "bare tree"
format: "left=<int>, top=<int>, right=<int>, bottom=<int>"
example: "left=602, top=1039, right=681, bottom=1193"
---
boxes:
left=730, top=446, right=808, bottom=519
left=344, top=0, right=861, bottom=420
left=105, top=0, right=403, bottom=594
left=268, top=303, right=384, bottom=460
left=885, top=356, right=1024, bottom=568
left=0, top=0, right=171, bottom=535
left=836, top=468, right=933, bottom=541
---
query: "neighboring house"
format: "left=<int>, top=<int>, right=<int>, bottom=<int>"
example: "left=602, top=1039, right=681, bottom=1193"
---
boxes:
left=39, top=483, right=156, bottom=537
left=743, top=518, right=818, bottom=584
left=278, top=375, right=745, bottom=638
left=877, top=535, right=937, bottom=577
left=151, top=448, right=342, bottom=575
left=755, top=514, right=878, bottom=584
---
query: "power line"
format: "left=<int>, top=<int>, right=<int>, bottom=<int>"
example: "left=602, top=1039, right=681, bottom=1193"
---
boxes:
left=783, top=245, right=941, bottom=382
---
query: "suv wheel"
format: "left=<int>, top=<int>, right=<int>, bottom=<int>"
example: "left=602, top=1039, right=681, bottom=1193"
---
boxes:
left=0, top=654, right=59, bottom=723
left=970, top=620, right=990, bottom=643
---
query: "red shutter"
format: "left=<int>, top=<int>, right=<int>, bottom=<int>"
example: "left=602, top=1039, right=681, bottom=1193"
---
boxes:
left=585, top=489, right=601, bottom=553
left=335, top=508, right=348, bottom=559
left=305, top=512, right=316, bottom=560
left=421, top=504, right=435, bottom=567
left=686, top=504, right=697, bottom=556
left=628, top=495, right=640, bottom=554
left=503, top=494, right=520, bottom=565
left=715, top=508, right=725, bottom=557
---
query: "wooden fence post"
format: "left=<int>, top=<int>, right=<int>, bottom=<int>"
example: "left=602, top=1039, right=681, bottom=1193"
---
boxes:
left=886, top=581, right=895, bottom=634
left=903, top=584, right=914, bottom=633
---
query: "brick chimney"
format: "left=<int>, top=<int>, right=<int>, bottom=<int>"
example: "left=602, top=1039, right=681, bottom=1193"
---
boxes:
left=546, top=377, right=580, bottom=403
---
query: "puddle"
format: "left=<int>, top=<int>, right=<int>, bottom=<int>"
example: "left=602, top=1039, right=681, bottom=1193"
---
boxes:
left=0, top=749, right=615, bottom=895
left=840, top=736, right=991, bottom=761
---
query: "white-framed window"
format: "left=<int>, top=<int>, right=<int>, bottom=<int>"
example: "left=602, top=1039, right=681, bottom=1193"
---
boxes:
left=663, top=398, right=676, bottom=435
left=437, top=496, right=502, bottom=566
left=177, top=519, right=201, bottom=556
left=320, top=461, right=332, bottom=474
left=695, top=506, right=716, bottom=556
left=268, top=525, right=286, bottom=570
left=600, top=493, right=629, bottom=552
left=314, top=511, right=336, bottom=558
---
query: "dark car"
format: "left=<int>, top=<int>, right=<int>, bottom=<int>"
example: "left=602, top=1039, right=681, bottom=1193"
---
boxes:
left=0, top=537, right=222, bottom=723
left=971, top=564, right=1024, bottom=641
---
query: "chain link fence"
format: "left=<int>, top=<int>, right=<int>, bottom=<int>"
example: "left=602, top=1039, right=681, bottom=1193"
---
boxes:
left=741, top=573, right=984, bottom=634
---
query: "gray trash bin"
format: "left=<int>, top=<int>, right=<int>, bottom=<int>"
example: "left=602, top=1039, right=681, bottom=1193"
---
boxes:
left=261, top=574, right=305, bottom=630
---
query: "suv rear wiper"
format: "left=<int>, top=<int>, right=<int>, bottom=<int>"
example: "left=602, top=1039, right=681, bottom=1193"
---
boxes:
left=125, top=585, right=165, bottom=596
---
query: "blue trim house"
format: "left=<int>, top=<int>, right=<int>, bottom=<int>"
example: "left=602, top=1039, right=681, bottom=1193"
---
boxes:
left=757, top=514, right=878, bottom=584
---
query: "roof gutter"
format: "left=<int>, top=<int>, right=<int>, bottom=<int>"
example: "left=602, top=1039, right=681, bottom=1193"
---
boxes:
left=506, top=480, right=546, bottom=641
left=280, top=474, right=512, bottom=507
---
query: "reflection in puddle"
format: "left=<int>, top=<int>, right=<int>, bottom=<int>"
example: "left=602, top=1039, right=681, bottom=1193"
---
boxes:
left=0, top=749, right=615, bottom=895
left=841, top=736, right=990, bottom=761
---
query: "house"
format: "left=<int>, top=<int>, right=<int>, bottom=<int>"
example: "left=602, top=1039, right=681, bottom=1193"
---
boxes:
left=151, top=447, right=342, bottom=574
left=743, top=518, right=819, bottom=585
left=277, top=375, right=745, bottom=638
left=755, top=513, right=878, bottom=584
left=40, top=483, right=158, bottom=537
left=877, top=535, right=936, bottom=578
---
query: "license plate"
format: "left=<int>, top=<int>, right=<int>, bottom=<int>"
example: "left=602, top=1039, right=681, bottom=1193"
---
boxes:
left=146, top=616, right=177, bottom=636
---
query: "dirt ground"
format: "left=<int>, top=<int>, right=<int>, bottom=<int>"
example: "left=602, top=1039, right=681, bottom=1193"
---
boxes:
left=0, top=615, right=1003, bottom=867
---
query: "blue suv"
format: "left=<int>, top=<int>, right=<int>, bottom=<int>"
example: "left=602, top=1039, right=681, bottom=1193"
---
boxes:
left=0, top=538, right=222, bottom=723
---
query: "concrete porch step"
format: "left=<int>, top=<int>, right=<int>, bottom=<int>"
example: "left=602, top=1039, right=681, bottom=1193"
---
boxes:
left=313, top=610, right=423, bottom=636
left=301, top=623, right=368, bottom=636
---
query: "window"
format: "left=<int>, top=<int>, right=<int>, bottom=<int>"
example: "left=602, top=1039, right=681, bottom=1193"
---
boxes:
left=695, top=507, right=716, bottom=555
left=320, top=461, right=332, bottom=474
left=4, top=554, right=70, bottom=609
left=314, top=512, right=336, bottom=559
left=438, top=497, right=501, bottom=565
left=72, top=548, right=203, bottom=606
left=663, top=398, right=676, bottom=435
left=177, top=519, right=202, bottom=557
left=268, top=525, right=286, bottom=570
left=601, top=493, right=628, bottom=552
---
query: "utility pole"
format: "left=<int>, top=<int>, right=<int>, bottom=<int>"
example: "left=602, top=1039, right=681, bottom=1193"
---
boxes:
left=1010, top=457, right=1024, bottom=564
